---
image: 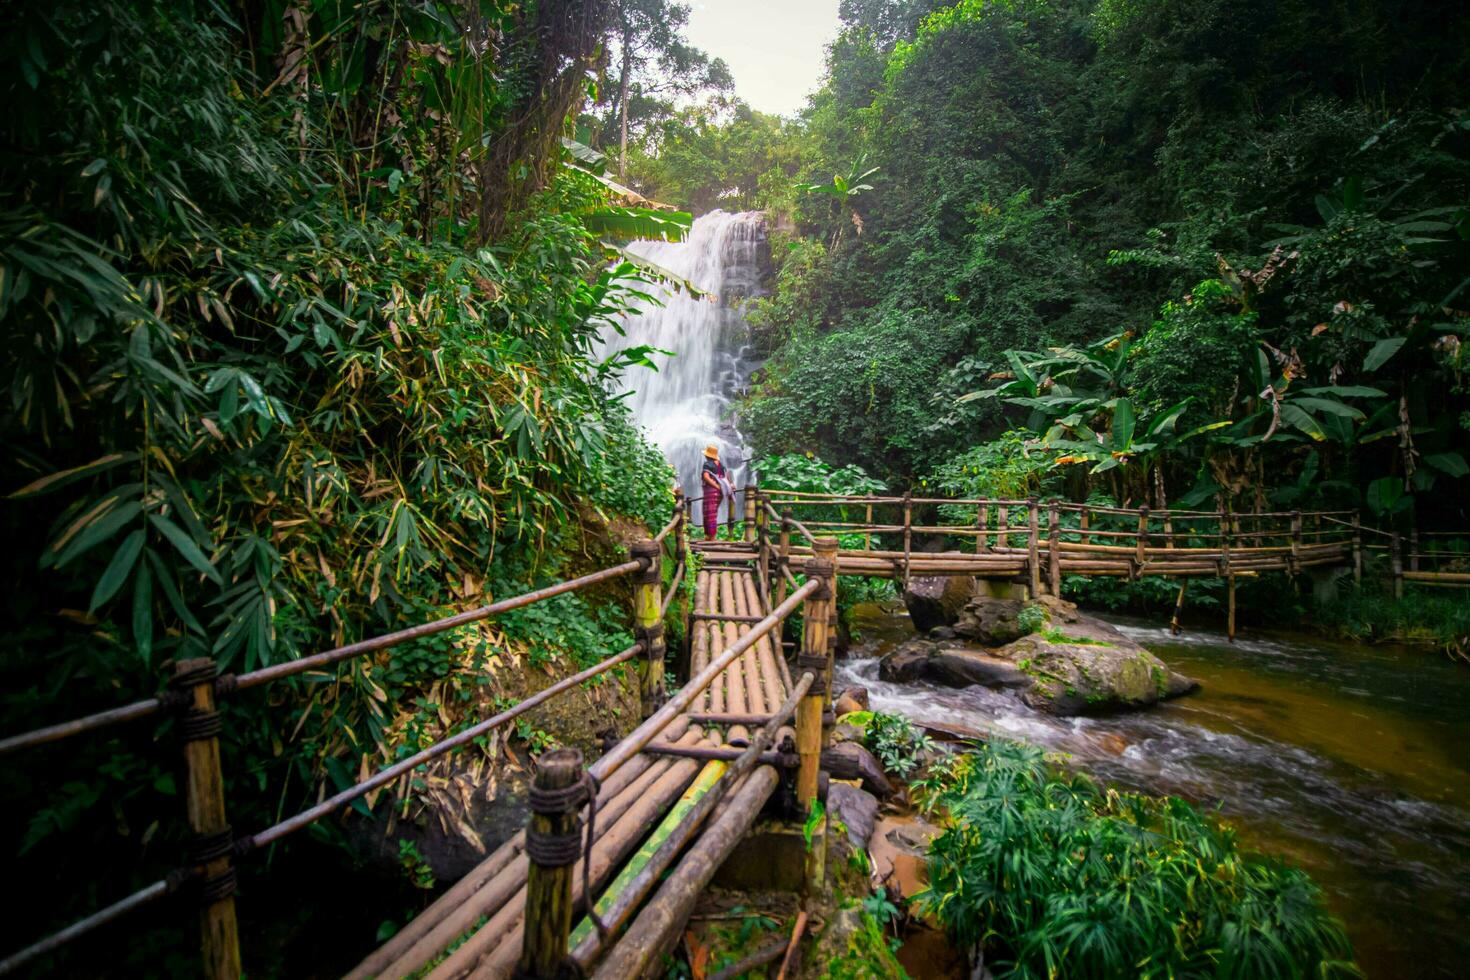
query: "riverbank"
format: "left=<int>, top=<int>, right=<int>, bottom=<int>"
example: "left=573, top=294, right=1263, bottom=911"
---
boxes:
left=839, top=601, right=1470, bottom=979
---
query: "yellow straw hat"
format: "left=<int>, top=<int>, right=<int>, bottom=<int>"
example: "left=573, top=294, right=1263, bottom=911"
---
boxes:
left=703, top=445, right=719, bottom=459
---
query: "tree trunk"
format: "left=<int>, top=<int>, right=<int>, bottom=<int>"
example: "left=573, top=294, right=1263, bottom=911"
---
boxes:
left=617, top=23, right=633, bottom=179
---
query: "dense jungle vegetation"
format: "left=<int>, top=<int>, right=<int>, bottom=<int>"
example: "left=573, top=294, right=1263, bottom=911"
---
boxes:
left=0, top=0, right=722, bottom=972
left=626, top=0, right=1470, bottom=535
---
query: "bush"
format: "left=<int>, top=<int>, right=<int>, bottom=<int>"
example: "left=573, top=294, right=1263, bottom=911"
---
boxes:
left=916, top=742, right=1359, bottom=979
left=848, top=711, right=935, bottom=779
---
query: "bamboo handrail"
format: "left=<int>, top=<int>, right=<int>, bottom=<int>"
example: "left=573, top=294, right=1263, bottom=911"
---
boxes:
left=241, top=644, right=644, bottom=850
left=660, top=563, right=686, bottom=618
left=0, top=876, right=178, bottom=975
left=0, top=558, right=651, bottom=755
left=588, top=578, right=820, bottom=785
left=566, top=672, right=813, bottom=969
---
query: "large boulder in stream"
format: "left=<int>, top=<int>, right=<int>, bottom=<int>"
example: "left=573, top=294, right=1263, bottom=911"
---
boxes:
left=880, top=595, right=1197, bottom=717
left=902, top=574, right=975, bottom=633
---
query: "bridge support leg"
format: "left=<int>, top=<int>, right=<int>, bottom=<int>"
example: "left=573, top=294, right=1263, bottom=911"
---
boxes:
left=1026, top=500, right=1041, bottom=599
left=632, top=539, right=665, bottom=720
left=744, top=483, right=758, bottom=543
left=795, top=539, right=837, bottom=894
left=519, top=748, right=585, bottom=979
left=173, top=659, right=241, bottom=980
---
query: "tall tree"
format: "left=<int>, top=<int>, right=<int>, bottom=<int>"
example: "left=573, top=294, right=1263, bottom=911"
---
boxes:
left=606, top=0, right=733, bottom=177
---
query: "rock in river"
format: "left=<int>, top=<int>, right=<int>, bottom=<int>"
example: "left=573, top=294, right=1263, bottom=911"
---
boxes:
left=902, top=574, right=975, bottom=633
left=880, top=595, right=1197, bottom=717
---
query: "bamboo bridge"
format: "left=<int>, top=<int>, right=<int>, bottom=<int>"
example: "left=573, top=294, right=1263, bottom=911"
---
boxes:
left=1, top=487, right=1463, bottom=978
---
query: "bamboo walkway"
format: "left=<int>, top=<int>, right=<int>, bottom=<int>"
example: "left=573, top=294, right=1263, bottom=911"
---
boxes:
left=349, top=557, right=801, bottom=979
left=5, top=486, right=1462, bottom=978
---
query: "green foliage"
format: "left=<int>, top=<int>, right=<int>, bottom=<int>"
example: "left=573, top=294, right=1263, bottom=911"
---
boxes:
left=757, top=454, right=887, bottom=497
left=1015, top=602, right=1046, bottom=636
left=860, top=711, right=935, bottom=779
left=927, top=430, right=1058, bottom=499
left=917, top=742, right=1360, bottom=978
left=1313, top=582, right=1470, bottom=660
left=0, top=0, right=683, bottom=963
left=397, top=839, right=437, bottom=891
left=720, top=0, right=1470, bottom=524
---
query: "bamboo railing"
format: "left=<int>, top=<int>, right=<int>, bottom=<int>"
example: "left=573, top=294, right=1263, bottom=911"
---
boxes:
left=720, top=486, right=1468, bottom=645
left=0, top=501, right=694, bottom=978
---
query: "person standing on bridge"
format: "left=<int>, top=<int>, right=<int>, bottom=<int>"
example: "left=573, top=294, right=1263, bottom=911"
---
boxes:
left=700, top=445, right=727, bottom=539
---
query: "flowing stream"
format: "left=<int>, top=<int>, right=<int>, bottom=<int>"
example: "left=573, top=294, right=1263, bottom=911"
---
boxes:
left=598, top=210, right=767, bottom=508
left=838, top=606, right=1470, bottom=979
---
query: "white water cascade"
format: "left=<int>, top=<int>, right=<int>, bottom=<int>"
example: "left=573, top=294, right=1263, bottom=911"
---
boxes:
left=599, top=210, right=767, bottom=511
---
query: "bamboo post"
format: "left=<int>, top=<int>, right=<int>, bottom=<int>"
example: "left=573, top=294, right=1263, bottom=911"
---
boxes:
left=901, top=493, right=913, bottom=586
left=1047, top=501, right=1061, bottom=597
left=864, top=502, right=873, bottom=552
left=677, top=494, right=692, bottom=673
left=776, top=511, right=793, bottom=606
left=1221, top=510, right=1236, bottom=642
left=794, top=542, right=837, bottom=816
left=1027, top=500, right=1041, bottom=599
left=1351, top=513, right=1363, bottom=586
left=519, top=748, right=584, bottom=978
left=172, top=659, right=241, bottom=980
left=1290, top=511, right=1302, bottom=567
left=756, top=495, right=771, bottom=597
left=1079, top=506, right=1089, bottom=549
left=1170, top=581, right=1187, bottom=635
left=631, top=539, right=665, bottom=719
left=1162, top=507, right=1175, bottom=550
left=1391, top=528, right=1404, bottom=599
left=795, top=538, right=836, bottom=895
left=976, top=503, right=990, bottom=554
left=997, top=505, right=1009, bottom=550
left=1410, top=526, right=1420, bottom=572
left=1135, top=505, right=1149, bottom=569
left=743, top=484, right=757, bottom=544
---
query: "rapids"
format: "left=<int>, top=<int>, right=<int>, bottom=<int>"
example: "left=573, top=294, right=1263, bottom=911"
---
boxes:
left=839, top=604, right=1470, bottom=979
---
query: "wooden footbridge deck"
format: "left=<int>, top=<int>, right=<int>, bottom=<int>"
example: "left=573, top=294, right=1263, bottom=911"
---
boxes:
left=2, top=487, right=1463, bottom=978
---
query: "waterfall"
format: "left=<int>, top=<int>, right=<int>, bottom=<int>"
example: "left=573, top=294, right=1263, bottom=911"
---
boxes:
left=599, top=210, right=767, bottom=515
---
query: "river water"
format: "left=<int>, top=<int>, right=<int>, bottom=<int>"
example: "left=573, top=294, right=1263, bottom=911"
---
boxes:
left=838, top=605, right=1470, bottom=979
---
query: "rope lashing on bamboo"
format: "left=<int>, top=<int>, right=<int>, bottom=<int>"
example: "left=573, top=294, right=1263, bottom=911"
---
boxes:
left=184, top=828, right=236, bottom=866
left=526, top=776, right=591, bottom=866
left=524, top=766, right=612, bottom=946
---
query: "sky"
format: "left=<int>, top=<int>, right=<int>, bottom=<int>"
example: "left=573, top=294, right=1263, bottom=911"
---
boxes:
left=684, top=0, right=841, bottom=117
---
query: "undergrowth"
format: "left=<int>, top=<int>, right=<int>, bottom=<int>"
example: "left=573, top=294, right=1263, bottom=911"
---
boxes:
left=914, top=742, right=1359, bottom=979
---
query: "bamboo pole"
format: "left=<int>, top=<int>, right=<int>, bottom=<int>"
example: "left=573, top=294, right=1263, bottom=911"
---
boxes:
left=795, top=541, right=837, bottom=825
left=566, top=674, right=811, bottom=971
left=518, top=748, right=583, bottom=978
left=632, top=539, right=665, bottom=719
left=589, top=766, right=780, bottom=980
left=430, top=743, right=711, bottom=980
left=173, top=659, right=241, bottom=980
left=1391, top=528, right=1404, bottom=599
left=1047, top=501, right=1061, bottom=597
left=757, top=496, right=771, bottom=603
left=997, top=505, right=1009, bottom=550
left=1136, top=505, right=1149, bottom=568
left=1221, top=511, right=1236, bottom=642
left=744, top=484, right=757, bottom=544
left=901, top=493, right=913, bottom=586
left=976, top=503, right=989, bottom=554
left=1170, top=580, right=1187, bottom=635
left=864, top=502, right=873, bottom=552
left=1352, top=514, right=1363, bottom=586
left=776, top=510, right=792, bottom=607
left=1027, top=500, right=1042, bottom=599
